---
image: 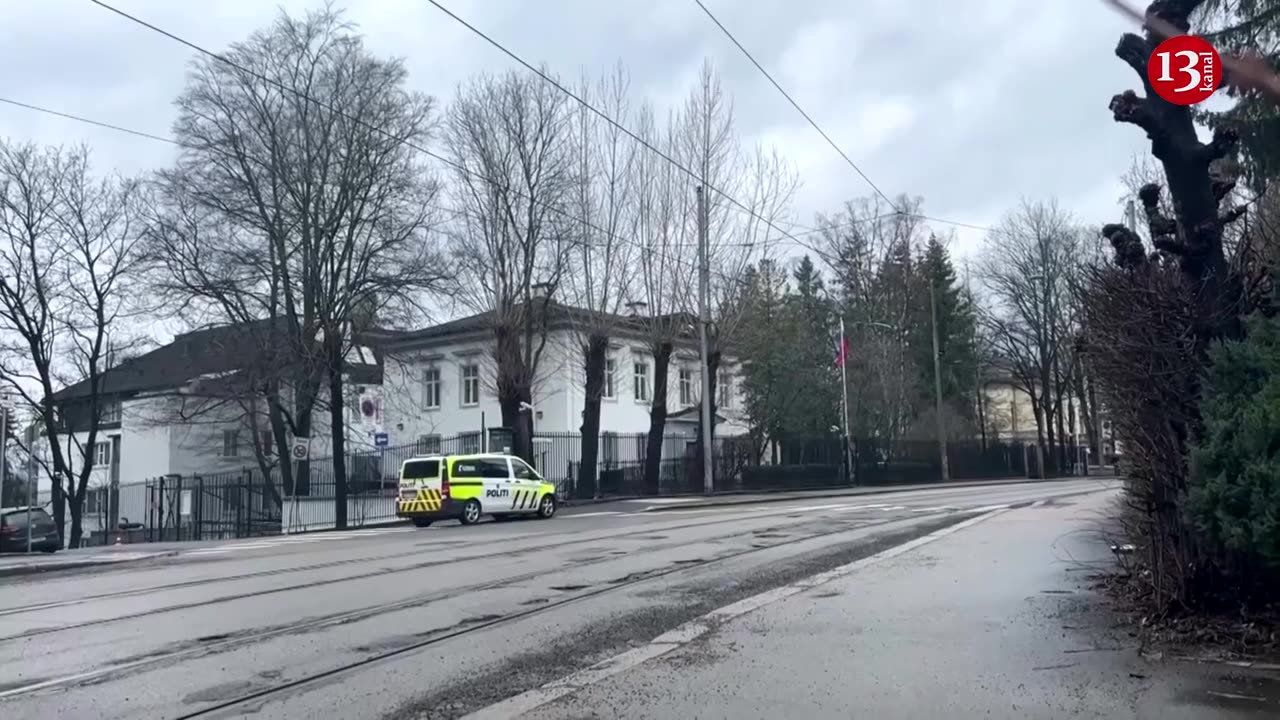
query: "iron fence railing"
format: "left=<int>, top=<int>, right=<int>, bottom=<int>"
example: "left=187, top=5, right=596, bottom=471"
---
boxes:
left=81, top=429, right=1076, bottom=544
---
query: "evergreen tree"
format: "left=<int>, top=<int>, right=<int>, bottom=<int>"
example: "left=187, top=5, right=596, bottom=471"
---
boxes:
left=910, top=235, right=978, bottom=421
left=785, top=256, right=839, bottom=435
left=1189, top=308, right=1280, bottom=569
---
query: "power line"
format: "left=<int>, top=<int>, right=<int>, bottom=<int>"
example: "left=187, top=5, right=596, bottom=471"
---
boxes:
left=422, top=0, right=812, bottom=249
left=0, top=94, right=774, bottom=289
left=692, top=0, right=898, bottom=212
left=692, top=0, right=1000, bottom=239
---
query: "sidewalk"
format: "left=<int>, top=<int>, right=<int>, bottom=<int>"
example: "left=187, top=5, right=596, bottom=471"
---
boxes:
left=0, top=548, right=177, bottom=579
left=510, top=490, right=1279, bottom=719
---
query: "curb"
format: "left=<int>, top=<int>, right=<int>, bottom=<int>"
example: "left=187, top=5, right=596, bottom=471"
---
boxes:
left=0, top=551, right=179, bottom=579
left=637, top=475, right=1118, bottom=513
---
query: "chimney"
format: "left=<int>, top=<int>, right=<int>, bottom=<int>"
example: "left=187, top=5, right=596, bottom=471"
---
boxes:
left=531, top=282, right=552, bottom=301
left=625, top=300, right=649, bottom=316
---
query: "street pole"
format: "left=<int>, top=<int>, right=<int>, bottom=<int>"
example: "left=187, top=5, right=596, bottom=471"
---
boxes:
left=26, top=424, right=34, bottom=552
left=928, top=278, right=950, bottom=483
left=696, top=185, right=714, bottom=494
left=0, top=404, right=6, bottom=510
left=839, top=316, right=853, bottom=484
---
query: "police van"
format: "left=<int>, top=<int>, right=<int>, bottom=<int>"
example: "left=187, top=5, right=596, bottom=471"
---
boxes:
left=396, top=453, right=558, bottom=527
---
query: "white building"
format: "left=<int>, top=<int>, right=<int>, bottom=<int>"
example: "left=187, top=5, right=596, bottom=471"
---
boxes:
left=378, top=301, right=748, bottom=451
left=42, top=321, right=383, bottom=539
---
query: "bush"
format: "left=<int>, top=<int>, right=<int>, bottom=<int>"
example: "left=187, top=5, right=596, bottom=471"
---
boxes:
left=1189, top=312, right=1280, bottom=569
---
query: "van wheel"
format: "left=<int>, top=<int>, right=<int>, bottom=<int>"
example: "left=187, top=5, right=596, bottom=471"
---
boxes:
left=412, top=518, right=433, bottom=528
left=460, top=499, right=482, bottom=525
left=537, top=494, right=556, bottom=519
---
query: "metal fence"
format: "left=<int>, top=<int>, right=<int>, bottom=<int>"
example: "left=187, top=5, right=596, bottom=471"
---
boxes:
left=82, top=429, right=1072, bottom=544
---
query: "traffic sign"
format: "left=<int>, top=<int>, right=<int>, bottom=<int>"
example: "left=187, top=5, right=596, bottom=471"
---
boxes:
left=290, top=437, right=310, bottom=461
left=374, top=432, right=389, bottom=448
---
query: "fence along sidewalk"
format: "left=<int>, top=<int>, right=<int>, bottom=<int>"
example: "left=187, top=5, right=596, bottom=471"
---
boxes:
left=81, top=433, right=1049, bottom=544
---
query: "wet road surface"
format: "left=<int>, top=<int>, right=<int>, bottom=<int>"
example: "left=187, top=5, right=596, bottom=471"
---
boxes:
left=7, top=477, right=1250, bottom=719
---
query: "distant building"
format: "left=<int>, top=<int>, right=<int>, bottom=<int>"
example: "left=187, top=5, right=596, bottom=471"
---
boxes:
left=377, top=300, right=748, bottom=449
left=39, top=321, right=382, bottom=537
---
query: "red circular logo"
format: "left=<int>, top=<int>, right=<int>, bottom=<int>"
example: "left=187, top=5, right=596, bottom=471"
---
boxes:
left=1147, top=35, right=1222, bottom=106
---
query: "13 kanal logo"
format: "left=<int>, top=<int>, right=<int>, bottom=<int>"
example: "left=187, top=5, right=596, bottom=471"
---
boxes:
left=1147, top=35, right=1223, bottom=106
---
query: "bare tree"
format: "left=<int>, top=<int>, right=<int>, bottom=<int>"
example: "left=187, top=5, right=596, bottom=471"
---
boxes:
left=980, top=199, right=1082, bottom=476
left=0, top=141, right=143, bottom=547
left=148, top=7, right=447, bottom=528
left=562, top=64, right=640, bottom=494
left=445, top=69, right=574, bottom=461
left=676, top=60, right=798, bottom=482
left=632, top=103, right=697, bottom=494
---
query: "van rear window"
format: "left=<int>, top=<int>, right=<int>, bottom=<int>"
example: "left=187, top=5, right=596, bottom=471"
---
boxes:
left=401, top=460, right=439, bottom=480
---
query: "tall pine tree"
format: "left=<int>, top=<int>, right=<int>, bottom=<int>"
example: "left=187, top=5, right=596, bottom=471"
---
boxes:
left=911, top=235, right=978, bottom=424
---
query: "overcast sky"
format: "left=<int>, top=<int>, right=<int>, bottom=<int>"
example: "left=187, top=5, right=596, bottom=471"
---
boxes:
left=3, top=0, right=1156, bottom=273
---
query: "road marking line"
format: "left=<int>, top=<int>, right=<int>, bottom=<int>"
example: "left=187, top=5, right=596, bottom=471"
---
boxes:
left=565, top=511, right=624, bottom=519
left=460, top=507, right=1011, bottom=720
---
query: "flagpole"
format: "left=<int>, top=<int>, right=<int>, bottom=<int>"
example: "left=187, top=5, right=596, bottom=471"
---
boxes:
left=839, top=316, right=853, bottom=484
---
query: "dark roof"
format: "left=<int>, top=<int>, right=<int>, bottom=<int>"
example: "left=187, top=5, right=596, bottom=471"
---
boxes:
left=52, top=320, right=383, bottom=402
left=385, top=300, right=699, bottom=348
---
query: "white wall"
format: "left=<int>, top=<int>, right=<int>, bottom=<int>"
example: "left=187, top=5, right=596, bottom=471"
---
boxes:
left=119, top=396, right=172, bottom=483
left=383, top=327, right=746, bottom=441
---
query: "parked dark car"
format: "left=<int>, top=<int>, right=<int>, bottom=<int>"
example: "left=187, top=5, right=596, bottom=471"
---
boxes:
left=0, top=506, right=60, bottom=553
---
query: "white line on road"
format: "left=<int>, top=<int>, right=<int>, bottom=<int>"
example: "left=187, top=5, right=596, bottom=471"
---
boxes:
left=564, top=511, right=624, bottom=519
left=460, top=506, right=1012, bottom=720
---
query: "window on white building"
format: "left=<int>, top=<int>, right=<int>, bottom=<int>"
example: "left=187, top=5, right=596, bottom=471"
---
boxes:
left=259, top=430, right=274, bottom=456
left=422, top=367, right=441, bottom=409
left=633, top=361, right=650, bottom=403
left=417, top=434, right=442, bottom=454
left=603, top=358, right=617, bottom=399
left=461, top=363, right=481, bottom=406
left=93, top=441, right=111, bottom=467
left=99, top=401, right=122, bottom=424
left=679, top=367, right=694, bottom=406
left=719, top=373, right=733, bottom=410
left=221, top=429, right=240, bottom=457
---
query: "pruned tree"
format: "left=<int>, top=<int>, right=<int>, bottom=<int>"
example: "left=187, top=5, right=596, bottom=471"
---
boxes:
left=0, top=141, right=144, bottom=547
left=445, top=69, right=574, bottom=462
left=980, top=199, right=1082, bottom=477
left=148, top=7, right=447, bottom=528
left=563, top=64, right=640, bottom=495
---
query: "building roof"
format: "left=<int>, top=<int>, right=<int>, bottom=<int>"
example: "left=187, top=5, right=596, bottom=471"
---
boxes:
left=51, top=320, right=383, bottom=403
left=382, top=299, right=701, bottom=349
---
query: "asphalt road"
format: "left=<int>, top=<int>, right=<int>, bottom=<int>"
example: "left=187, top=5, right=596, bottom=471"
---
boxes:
left=0, top=478, right=1138, bottom=719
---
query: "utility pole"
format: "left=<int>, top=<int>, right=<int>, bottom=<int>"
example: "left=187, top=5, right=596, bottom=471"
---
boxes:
left=928, top=278, right=950, bottom=483
left=0, top=404, right=6, bottom=510
left=697, top=185, right=714, bottom=494
left=838, top=316, right=853, bottom=484
left=26, top=424, right=34, bottom=552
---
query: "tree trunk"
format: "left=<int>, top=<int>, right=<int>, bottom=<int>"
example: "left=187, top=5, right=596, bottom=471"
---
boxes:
left=577, top=334, right=609, bottom=497
left=68, top=487, right=84, bottom=549
left=697, top=350, right=722, bottom=490
left=1073, top=370, right=1098, bottom=461
left=975, top=376, right=988, bottom=450
left=643, top=341, right=673, bottom=495
left=51, top=473, right=65, bottom=546
left=495, top=324, right=534, bottom=462
left=292, top=385, right=315, bottom=497
left=327, top=332, right=348, bottom=530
